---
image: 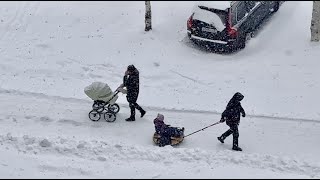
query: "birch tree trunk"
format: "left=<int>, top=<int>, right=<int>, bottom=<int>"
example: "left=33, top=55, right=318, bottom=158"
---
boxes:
left=311, top=1, right=320, bottom=42
left=145, top=1, right=152, bottom=31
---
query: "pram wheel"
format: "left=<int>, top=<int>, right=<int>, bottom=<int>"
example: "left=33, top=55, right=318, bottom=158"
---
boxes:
left=104, top=112, right=116, bottom=122
left=108, top=103, right=120, bottom=114
left=89, top=110, right=101, bottom=121
left=92, top=101, right=105, bottom=113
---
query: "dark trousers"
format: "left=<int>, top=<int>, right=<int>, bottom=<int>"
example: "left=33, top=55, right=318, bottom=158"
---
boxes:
left=163, top=127, right=182, bottom=137
left=220, top=123, right=239, bottom=147
left=127, top=94, right=144, bottom=119
left=158, top=127, right=182, bottom=147
left=129, top=101, right=144, bottom=119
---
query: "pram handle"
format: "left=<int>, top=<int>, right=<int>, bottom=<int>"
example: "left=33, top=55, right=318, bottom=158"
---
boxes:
left=112, top=90, right=120, bottom=97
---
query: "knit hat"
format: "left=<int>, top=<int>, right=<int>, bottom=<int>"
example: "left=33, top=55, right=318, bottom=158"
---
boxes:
left=157, top=113, right=164, bottom=121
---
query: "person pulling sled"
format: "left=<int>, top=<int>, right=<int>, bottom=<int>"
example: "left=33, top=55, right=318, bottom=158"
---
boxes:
left=217, top=92, right=246, bottom=151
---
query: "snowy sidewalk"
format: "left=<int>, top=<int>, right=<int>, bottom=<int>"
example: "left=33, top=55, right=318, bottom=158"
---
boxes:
left=0, top=89, right=319, bottom=178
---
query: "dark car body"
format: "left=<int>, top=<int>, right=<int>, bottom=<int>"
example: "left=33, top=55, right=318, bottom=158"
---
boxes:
left=187, top=1, right=283, bottom=52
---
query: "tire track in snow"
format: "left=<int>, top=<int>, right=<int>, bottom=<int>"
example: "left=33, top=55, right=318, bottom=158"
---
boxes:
left=0, top=2, right=28, bottom=40
left=0, top=2, right=40, bottom=53
left=0, top=3, right=24, bottom=42
left=9, top=1, right=40, bottom=35
left=0, top=133, right=319, bottom=178
left=169, top=70, right=207, bottom=86
left=0, top=88, right=319, bottom=124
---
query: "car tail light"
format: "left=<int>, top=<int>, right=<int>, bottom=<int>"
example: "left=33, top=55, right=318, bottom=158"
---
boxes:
left=227, top=27, right=238, bottom=38
left=227, top=10, right=238, bottom=38
left=187, top=14, right=194, bottom=29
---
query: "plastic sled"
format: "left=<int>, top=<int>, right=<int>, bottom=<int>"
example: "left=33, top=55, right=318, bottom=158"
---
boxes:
left=152, top=130, right=184, bottom=147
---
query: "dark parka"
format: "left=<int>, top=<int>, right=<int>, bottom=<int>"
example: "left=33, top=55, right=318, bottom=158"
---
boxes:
left=123, top=66, right=140, bottom=103
left=221, top=92, right=246, bottom=125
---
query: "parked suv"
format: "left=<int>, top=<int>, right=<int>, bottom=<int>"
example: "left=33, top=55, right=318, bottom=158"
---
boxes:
left=187, top=1, right=282, bottom=52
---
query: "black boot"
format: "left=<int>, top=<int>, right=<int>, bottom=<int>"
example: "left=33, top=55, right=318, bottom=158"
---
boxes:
left=220, top=129, right=233, bottom=143
left=232, top=146, right=242, bottom=151
left=125, top=117, right=135, bottom=121
left=140, top=109, right=146, bottom=118
left=232, top=134, right=241, bottom=151
left=217, top=136, right=224, bottom=143
left=128, top=103, right=136, bottom=121
left=180, top=128, right=184, bottom=136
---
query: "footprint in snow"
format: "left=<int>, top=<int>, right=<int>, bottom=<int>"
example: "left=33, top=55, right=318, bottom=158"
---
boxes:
left=39, top=116, right=54, bottom=123
left=97, top=156, right=107, bottom=161
left=58, top=119, right=82, bottom=126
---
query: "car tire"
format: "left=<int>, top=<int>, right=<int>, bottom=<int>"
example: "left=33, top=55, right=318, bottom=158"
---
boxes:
left=245, top=32, right=253, bottom=41
left=273, top=2, right=280, bottom=12
left=238, top=34, right=246, bottom=50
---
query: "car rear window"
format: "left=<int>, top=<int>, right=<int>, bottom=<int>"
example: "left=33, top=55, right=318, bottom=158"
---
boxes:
left=236, top=2, right=247, bottom=21
left=193, top=6, right=227, bottom=31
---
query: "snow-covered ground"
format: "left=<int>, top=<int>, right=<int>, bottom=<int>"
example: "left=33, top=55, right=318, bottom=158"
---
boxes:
left=0, top=1, right=319, bottom=178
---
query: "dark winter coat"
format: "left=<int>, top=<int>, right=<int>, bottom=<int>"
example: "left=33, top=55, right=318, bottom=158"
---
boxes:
left=153, top=117, right=181, bottom=138
left=154, top=117, right=169, bottom=134
left=221, top=92, right=246, bottom=125
left=123, top=68, right=140, bottom=103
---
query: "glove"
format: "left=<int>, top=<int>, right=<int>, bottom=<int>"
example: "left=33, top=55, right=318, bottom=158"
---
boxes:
left=242, top=114, right=246, bottom=117
left=220, top=118, right=225, bottom=123
left=117, top=87, right=127, bottom=94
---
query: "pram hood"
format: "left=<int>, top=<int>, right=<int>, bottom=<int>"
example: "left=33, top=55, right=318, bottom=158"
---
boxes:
left=84, top=82, right=118, bottom=104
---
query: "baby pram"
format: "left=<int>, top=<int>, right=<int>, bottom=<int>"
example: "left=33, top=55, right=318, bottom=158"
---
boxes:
left=84, top=82, right=120, bottom=122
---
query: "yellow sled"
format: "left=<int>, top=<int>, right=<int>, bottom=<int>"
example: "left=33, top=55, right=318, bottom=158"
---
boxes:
left=152, top=132, right=184, bottom=146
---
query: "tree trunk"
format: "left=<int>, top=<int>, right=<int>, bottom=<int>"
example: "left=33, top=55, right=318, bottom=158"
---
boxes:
left=311, top=1, right=320, bottom=42
left=145, top=1, right=152, bottom=31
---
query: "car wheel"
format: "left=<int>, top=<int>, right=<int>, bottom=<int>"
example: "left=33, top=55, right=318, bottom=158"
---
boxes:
left=238, top=35, right=246, bottom=50
left=245, top=32, right=253, bottom=42
left=272, top=2, right=280, bottom=12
